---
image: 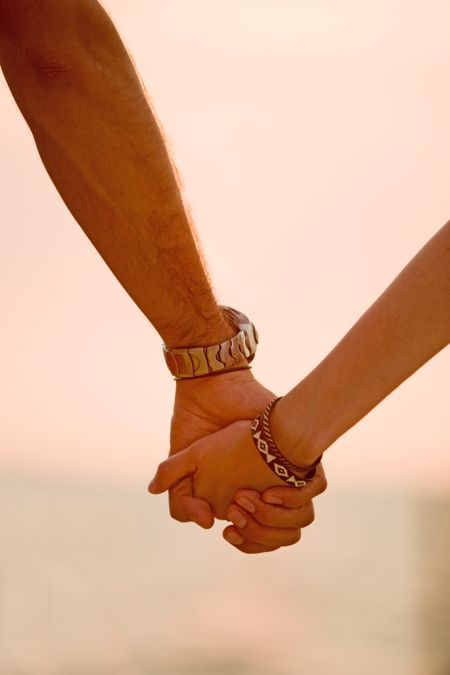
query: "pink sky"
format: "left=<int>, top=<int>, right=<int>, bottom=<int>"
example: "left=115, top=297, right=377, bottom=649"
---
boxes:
left=1, top=0, right=449, bottom=492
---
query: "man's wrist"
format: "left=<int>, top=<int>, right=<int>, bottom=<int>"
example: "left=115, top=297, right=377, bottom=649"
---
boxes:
left=162, top=307, right=235, bottom=349
left=163, top=306, right=257, bottom=379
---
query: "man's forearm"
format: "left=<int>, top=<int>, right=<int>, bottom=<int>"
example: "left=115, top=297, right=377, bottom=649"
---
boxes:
left=0, top=0, right=233, bottom=347
left=271, top=220, right=450, bottom=465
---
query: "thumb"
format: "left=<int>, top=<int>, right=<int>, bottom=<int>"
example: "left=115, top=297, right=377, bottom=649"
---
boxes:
left=148, top=446, right=198, bottom=494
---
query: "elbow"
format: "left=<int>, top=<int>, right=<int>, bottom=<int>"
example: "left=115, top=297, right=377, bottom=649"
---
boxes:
left=27, top=49, right=79, bottom=89
left=0, top=1, right=96, bottom=88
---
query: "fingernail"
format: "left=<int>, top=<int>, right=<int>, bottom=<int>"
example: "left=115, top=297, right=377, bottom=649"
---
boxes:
left=226, top=531, right=244, bottom=546
left=148, top=479, right=156, bottom=493
left=228, top=509, right=247, bottom=529
left=264, top=495, right=283, bottom=505
left=235, top=496, right=256, bottom=513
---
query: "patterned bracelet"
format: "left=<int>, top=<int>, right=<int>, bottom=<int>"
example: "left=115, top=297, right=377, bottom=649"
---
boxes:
left=250, top=398, right=322, bottom=489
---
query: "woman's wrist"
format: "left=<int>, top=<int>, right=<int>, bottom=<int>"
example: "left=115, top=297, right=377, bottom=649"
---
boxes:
left=268, top=394, right=326, bottom=468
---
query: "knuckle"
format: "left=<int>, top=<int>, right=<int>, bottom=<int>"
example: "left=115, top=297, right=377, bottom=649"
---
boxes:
left=284, top=529, right=302, bottom=546
left=156, top=461, right=166, bottom=476
left=291, top=529, right=302, bottom=544
left=30, top=49, right=79, bottom=87
left=287, top=496, right=305, bottom=510
left=241, top=520, right=267, bottom=546
left=169, top=501, right=187, bottom=522
left=170, top=510, right=188, bottom=523
left=310, top=472, right=327, bottom=496
left=317, top=474, right=328, bottom=495
left=286, top=487, right=306, bottom=507
left=253, top=503, right=274, bottom=526
left=301, top=505, right=315, bottom=527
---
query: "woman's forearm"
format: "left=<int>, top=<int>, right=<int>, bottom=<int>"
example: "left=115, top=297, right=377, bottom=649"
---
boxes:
left=271, top=220, right=450, bottom=466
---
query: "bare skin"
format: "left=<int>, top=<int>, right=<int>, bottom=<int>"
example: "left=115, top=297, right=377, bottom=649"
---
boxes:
left=150, top=221, right=449, bottom=548
left=170, top=370, right=327, bottom=553
left=269, top=219, right=450, bottom=468
left=0, top=0, right=320, bottom=552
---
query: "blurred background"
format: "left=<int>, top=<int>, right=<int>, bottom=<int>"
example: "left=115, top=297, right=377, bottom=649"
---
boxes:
left=1, top=1, right=449, bottom=674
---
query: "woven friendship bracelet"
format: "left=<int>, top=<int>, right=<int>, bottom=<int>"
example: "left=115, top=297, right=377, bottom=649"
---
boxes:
left=261, top=398, right=322, bottom=479
left=250, top=398, right=322, bottom=489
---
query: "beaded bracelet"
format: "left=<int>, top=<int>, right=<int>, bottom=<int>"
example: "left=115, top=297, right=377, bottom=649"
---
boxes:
left=250, top=398, right=322, bottom=489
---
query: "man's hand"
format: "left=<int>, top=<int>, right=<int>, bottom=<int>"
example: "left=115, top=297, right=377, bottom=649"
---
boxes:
left=168, top=369, right=273, bottom=527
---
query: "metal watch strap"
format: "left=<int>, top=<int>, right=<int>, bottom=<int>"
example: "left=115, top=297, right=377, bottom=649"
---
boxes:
left=163, top=306, right=258, bottom=379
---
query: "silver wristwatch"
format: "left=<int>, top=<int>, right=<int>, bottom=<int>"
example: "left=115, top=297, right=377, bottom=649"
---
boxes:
left=163, top=306, right=258, bottom=379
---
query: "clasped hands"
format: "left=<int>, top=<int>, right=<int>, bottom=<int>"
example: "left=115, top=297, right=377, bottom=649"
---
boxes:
left=149, top=369, right=327, bottom=554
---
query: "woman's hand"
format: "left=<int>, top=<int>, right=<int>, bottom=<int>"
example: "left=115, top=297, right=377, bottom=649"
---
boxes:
left=223, top=466, right=327, bottom=553
left=149, top=417, right=327, bottom=553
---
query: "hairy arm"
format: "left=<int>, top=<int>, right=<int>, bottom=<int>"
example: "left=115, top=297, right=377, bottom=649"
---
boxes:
left=0, top=0, right=231, bottom=347
left=150, top=220, right=448, bottom=542
left=0, top=0, right=315, bottom=552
